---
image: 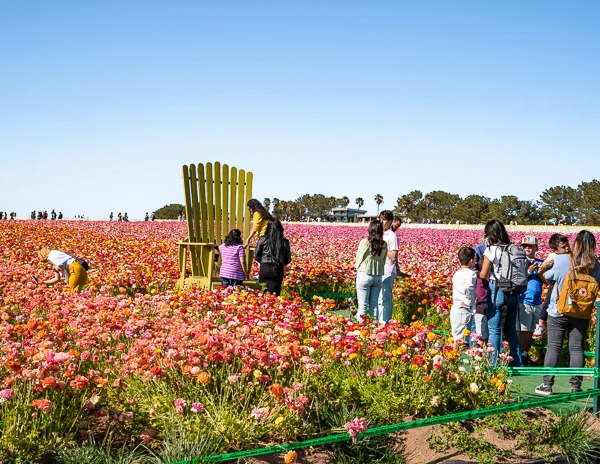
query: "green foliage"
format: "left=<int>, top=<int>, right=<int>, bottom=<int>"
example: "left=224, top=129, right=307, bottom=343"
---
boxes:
left=539, top=186, right=581, bottom=225
left=579, top=180, right=600, bottom=225
left=153, top=204, right=185, bottom=220
left=551, top=409, right=600, bottom=464
left=427, top=411, right=557, bottom=464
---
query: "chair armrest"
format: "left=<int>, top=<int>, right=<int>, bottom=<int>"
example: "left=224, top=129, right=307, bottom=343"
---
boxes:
left=178, top=241, right=218, bottom=246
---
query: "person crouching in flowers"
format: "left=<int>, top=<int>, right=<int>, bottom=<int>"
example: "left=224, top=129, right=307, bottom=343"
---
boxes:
left=354, top=220, right=387, bottom=323
left=450, top=246, right=477, bottom=348
left=217, top=229, right=247, bottom=287
left=37, top=248, right=87, bottom=293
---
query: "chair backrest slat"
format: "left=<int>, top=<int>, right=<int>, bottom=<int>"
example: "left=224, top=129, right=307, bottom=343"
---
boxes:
left=244, top=172, right=253, bottom=239
left=205, top=163, right=215, bottom=243
left=229, top=167, right=238, bottom=231
left=236, top=170, right=245, bottom=232
left=214, top=161, right=222, bottom=242
left=196, top=164, right=208, bottom=242
left=221, top=164, right=230, bottom=239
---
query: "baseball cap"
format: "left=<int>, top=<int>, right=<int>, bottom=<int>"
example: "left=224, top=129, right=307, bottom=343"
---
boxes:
left=521, top=236, right=538, bottom=246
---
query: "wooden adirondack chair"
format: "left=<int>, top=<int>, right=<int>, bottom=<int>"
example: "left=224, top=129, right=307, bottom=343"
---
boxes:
left=177, top=162, right=258, bottom=289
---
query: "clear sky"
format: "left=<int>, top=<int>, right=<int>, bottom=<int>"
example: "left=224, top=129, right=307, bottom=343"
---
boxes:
left=1, top=1, right=599, bottom=219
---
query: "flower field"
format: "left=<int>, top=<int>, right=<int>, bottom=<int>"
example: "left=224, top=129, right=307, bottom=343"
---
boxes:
left=0, top=220, right=597, bottom=462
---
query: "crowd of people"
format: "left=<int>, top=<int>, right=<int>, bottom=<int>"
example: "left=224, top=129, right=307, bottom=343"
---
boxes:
left=0, top=212, right=15, bottom=220
left=354, top=217, right=600, bottom=396
left=31, top=210, right=63, bottom=220
left=448, top=220, right=600, bottom=396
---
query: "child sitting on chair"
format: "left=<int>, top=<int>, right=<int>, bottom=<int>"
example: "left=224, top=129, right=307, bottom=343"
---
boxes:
left=218, top=229, right=247, bottom=287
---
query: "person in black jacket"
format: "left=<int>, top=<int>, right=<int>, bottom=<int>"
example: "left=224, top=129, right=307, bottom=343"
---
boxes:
left=254, top=219, right=292, bottom=295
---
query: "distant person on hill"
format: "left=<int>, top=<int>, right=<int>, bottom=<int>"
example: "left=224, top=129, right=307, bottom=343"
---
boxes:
left=152, top=212, right=157, bottom=221
left=478, top=219, right=521, bottom=367
left=244, top=199, right=272, bottom=247
left=117, top=212, right=122, bottom=222
left=377, top=210, right=398, bottom=323
left=254, top=218, right=291, bottom=295
left=37, top=248, right=88, bottom=293
left=145, top=212, right=149, bottom=221
left=218, top=229, right=247, bottom=287
left=123, top=213, right=129, bottom=222
left=354, top=220, right=387, bottom=323
left=58, top=212, right=63, bottom=220
left=109, top=212, right=114, bottom=221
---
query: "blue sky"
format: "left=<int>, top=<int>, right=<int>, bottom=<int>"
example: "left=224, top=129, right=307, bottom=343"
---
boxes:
left=1, top=1, right=598, bottom=218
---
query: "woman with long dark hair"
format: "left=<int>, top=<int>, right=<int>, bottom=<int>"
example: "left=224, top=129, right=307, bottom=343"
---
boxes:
left=218, top=229, right=247, bottom=287
left=354, top=220, right=387, bottom=323
left=244, top=199, right=272, bottom=247
left=478, top=219, right=521, bottom=366
left=253, top=218, right=291, bottom=295
left=536, top=230, right=600, bottom=395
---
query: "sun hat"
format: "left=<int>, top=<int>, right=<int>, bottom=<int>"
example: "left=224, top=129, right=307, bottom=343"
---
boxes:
left=521, top=236, right=538, bottom=246
left=37, top=248, right=51, bottom=261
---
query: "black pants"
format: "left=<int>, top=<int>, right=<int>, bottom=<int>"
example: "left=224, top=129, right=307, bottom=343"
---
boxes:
left=259, top=263, right=284, bottom=295
left=543, top=315, right=590, bottom=390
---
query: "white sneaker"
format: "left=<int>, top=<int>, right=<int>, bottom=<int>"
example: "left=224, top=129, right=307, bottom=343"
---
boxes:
left=532, top=324, right=546, bottom=339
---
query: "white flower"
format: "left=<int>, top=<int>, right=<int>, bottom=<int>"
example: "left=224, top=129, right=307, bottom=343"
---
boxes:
left=469, top=383, right=479, bottom=394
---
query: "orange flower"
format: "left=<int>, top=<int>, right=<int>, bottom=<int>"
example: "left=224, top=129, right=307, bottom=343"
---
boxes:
left=42, top=377, right=58, bottom=389
left=268, top=384, right=284, bottom=399
left=284, top=451, right=298, bottom=464
left=5, top=360, right=22, bottom=372
left=197, top=372, right=211, bottom=385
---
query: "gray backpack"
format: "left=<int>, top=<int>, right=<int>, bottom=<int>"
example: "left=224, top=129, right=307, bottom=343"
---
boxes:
left=492, top=244, right=528, bottom=295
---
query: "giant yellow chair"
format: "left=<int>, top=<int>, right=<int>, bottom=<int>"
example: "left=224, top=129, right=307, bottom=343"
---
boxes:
left=177, top=162, right=258, bottom=289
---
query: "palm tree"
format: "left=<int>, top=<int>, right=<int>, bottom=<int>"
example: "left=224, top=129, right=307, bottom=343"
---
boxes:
left=263, top=198, right=271, bottom=212
left=340, top=196, right=350, bottom=208
left=374, top=194, right=384, bottom=214
left=355, top=197, right=364, bottom=209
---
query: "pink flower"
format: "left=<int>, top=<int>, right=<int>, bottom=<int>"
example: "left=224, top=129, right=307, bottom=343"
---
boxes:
left=250, top=407, right=269, bottom=420
left=0, top=389, right=14, bottom=400
left=228, top=374, right=241, bottom=384
left=375, top=367, right=386, bottom=377
left=173, top=398, right=187, bottom=414
left=190, top=402, right=204, bottom=413
left=366, top=370, right=374, bottom=378
left=344, top=417, right=368, bottom=443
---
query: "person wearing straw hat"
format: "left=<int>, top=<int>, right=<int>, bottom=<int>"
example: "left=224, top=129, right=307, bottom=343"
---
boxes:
left=37, top=248, right=88, bottom=293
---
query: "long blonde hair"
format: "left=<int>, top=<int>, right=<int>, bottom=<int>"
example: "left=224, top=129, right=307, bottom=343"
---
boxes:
left=571, top=230, right=598, bottom=273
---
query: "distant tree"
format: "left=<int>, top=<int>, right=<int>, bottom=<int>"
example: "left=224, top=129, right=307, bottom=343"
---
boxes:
left=154, top=204, right=185, bottom=220
left=263, top=198, right=271, bottom=212
left=424, top=191, right=461, bottom=222
left=452, top=195, right=490, bottom=224
left=578, top=180, right=600, bottom=225
left=355, top=197, right=364, bottom=209
left=339, top=196, right=350, bottom=208
left=539, top=186, right=581, bottom=225
left=374, top=194, right=384, bottom=214
left=395, top=190, right=423, bottom=220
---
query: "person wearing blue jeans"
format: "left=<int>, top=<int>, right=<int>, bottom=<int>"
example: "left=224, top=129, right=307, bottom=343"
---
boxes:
left=486, top=279, right=521, bottom=366
left=478, top=219, right=522, bottom=367
left=354, top=220, right=387, bottom=323
left=377, top=210, right=399, bottom=323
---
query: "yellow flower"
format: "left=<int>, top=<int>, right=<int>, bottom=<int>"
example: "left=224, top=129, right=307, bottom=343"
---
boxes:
left=463, top=329, right=471, bottom=337
left=275, top=416, right=284, bottom=425
left=349, top=353, right=358, bottom=360
left=253, top=370, right=262, bottom=378
left=427, top=332, right=436, bottom=340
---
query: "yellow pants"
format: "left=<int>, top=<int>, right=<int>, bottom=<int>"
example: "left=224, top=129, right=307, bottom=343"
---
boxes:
left=68, top=261, right=88, bottom=293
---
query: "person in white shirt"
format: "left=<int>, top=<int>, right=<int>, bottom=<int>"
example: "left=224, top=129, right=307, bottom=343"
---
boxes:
left=450, top=247, right=477, bottom=346
left=377, top=210, right=399, bottom=323
left=37, top=248, right=88, bottom=293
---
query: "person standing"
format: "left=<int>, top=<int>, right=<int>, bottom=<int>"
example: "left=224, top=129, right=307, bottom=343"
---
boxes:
left=354, top=220, right=387, bottom=323
left=254, top=219, right=291, bottom=295
left=37, top=248, right=88, bottom=293
left=244, top=199, right=271, bottom=247
left=536, top=230, right=600, bottom=395
left=478, top=220, right=522, bottom=367
left=377, top=210, right=398, bottom=323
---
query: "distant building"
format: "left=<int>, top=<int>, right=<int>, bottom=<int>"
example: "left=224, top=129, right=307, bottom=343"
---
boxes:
left=331, top=207, right=367, bottom=223
left=356, top=213, right=380, bottom=223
